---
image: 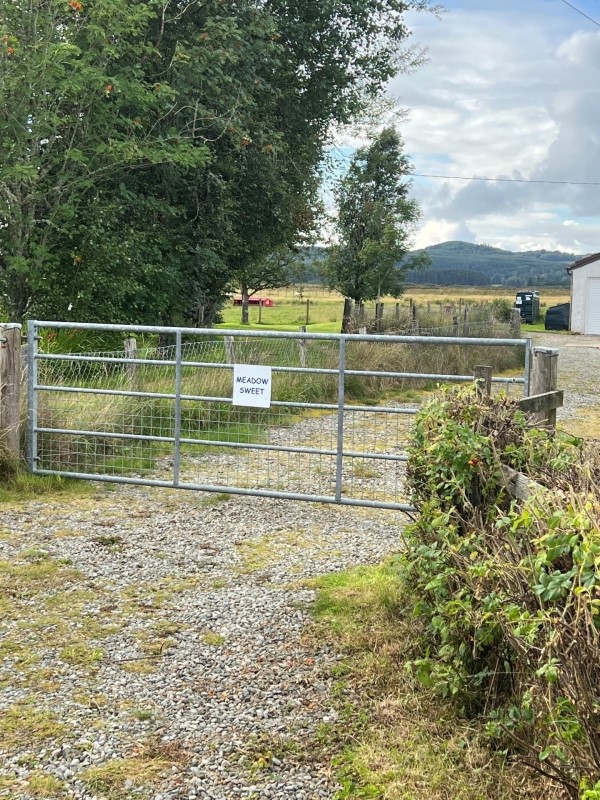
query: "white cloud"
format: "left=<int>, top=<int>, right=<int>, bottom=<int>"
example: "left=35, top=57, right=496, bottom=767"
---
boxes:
left=390, top=0, right=600, bottom=252
left=412, top=219, right=476, bottom=249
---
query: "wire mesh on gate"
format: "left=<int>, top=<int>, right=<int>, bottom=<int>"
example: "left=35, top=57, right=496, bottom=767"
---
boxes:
left=29, top=322, right=529, bottom=511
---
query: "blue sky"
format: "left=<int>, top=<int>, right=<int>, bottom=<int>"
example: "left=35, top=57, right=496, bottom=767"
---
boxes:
left=338, top=0, right=600, bottom=254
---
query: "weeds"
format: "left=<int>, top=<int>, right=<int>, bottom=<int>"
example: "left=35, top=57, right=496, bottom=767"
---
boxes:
left=403, top=386, right=600, bottom=797
left=201, top=631, right=226, bottom=647
left=80, top=738, right=189, bottom=798
left=0, top=703, right=68, bottom=748
left=310, top=563, right=538, bottom=800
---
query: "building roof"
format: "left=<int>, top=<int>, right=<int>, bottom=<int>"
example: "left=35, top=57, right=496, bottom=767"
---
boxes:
left=567, top=252, right=600, bottom=273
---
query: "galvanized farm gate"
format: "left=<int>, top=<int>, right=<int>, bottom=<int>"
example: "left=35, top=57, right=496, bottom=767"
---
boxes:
left=27, top=321, right=531, bottom=511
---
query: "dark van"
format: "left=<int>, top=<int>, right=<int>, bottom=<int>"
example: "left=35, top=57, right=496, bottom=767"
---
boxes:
left=544, top=303, right=570, bottom=331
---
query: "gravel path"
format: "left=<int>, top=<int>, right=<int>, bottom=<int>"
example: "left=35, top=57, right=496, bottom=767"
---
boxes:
left=531, top=332, right=600, bottom=422
left=2, top=332, right=597, bottom=799
left=0, top=484, right=401, bottom=799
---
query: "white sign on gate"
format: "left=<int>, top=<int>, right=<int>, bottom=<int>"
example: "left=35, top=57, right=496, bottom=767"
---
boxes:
left=232, top=364, right=272, bottom=408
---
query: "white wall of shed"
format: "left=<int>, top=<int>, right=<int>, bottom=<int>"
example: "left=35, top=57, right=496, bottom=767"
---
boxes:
left=570, top=261, right=600, bottom=333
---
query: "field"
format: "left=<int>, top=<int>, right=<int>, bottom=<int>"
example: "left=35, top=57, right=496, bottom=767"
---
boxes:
left=219, top=285, right=570, bottom=333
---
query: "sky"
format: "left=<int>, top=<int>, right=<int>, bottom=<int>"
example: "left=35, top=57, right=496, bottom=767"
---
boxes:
left=348, top=0, right=600, bottom=254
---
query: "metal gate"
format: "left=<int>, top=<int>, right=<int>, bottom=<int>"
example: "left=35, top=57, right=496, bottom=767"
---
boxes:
left=27, top=321, right=531, bottom=511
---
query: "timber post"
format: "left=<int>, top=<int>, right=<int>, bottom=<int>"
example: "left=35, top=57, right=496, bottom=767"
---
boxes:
left=0, top=324, right=22, bottom=463
left=224, top=336, right=236, bottom=364
left=124, top=337, right=138, bottom=386
left=473, top=365, right=492, bottom=397
left=511, top=308, right=522, bottom=338
left=341, top=298, right=353, bottom=333
left=298, top=325, right=307, bottom=368
left=530, top=347, right=559, bottom=427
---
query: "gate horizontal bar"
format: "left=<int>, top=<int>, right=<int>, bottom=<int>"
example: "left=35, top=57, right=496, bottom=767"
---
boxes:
left=37, top=353, right=177, bottom=366
left=35, top=427, right=409, bottom=461
left=34, top=384, right=420, bottom=415
left=344, top=370, right=524, bottom=384
left=32, top=320, right=527, bottom=347
left=343, top=450, right=408, bottom=462
left=31, top=467, right=416, bottom=511
left=36, top=427, right=175, bottom=444
left=34, top=358, right=521, bottom=383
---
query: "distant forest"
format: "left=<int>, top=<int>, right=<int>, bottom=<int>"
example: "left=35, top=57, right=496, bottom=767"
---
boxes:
left=298, top=241, right=580, bottom=287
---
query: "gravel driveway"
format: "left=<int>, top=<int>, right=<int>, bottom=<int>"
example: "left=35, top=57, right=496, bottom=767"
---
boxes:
left=531, top=331, right=600, bottom=423
left=0, top=483, right=401, bottom=800
left=2, top=331, right=597, bottom=799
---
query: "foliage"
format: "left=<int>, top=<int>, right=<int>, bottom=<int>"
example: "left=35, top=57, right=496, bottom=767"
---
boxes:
left=0, top=0, right=438, bottom=324
left=323, top=128, right=428, bottom=305
left=310, top=562, right=542, bottom=799
left=233, top=248, right=298, bottom=324
left=490, top=298, right=514, bottom=323
left=403, top=387, right=600, bottom=797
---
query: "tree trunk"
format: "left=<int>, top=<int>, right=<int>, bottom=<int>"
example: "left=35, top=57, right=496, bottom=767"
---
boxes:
left=341, top=298, right=353, bottom=333
left=241, top=284, right=250, bottom=325
left=157, top=332, right=175, bottom=356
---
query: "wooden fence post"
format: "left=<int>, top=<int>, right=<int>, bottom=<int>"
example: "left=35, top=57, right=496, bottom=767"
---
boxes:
left=298, top=325, right=307, bottom=368
left=341, top=298, right=353, bottom=333
left=258, top=299, right=263, bottom=325
left=375, top=302, right=384, bottom=331
left=511, top=308, right=521, bottom=338
left=411, top=303, right=419, bottom=334
left=305, top=298, right=310, bottom=326
left=124, top=337, right=138, bottom=385
left=224, top=336, right=236, bottom=364
left=0, top=324, right=22, bottom=462
left=452, top=315, right=459, bottom=336
left=463, top=307, right=470, bottom=337
left=394, top=302, right=400, bottom=324
left=530, top=347, right=559, bottom=427
left=473, top=365, right=492, bottom=397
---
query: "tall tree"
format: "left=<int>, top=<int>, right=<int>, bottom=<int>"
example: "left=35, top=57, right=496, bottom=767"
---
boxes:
left=0, top=0, right=437, bottom=324
left=233, top=249, right=299, bottom=324
left=324, top=128, right=428, bottom=307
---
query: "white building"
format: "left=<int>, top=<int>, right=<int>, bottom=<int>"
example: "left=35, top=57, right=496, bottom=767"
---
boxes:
left=567, top=253, right=600, bottom=335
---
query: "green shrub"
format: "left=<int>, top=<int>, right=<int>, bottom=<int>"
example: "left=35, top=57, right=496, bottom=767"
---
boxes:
left=402, top=386, right=600, bottom=798
left=490, top=298, right=514, bottom=323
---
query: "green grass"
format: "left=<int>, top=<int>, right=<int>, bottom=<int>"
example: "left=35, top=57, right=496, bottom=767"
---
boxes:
left=0, top=473, right=91, bottom=504
left=201, top=631, right=226, bottom=646
left=309, top=562, right=544, bottom=800
left=521, top=321, right=546, bottom=332
left=0, top=703, right=68, bottom=748
left=219, top=297, right=345, bottom=329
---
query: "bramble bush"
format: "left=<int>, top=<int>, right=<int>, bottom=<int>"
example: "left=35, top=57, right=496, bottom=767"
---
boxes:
left=402, top=387, right=600, bottom=798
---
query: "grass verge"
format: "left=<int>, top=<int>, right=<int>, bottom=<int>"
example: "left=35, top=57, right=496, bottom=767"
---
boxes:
left=0, top=473, right=92, bottom=504
left=309, top=561, right=544, bottom=800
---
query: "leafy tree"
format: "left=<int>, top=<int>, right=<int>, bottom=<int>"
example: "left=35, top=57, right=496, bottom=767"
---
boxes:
left=324, top=128, right=427, bottom=307
left=0, top=0, right=437, bottom=324
left=233, top=249, right=299, bottom=324
left=0, top=0, right=214, bottom=321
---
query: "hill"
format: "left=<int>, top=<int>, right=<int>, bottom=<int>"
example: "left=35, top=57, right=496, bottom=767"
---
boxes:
left=295, top=241, right=582, bottom=287
left=406, top=241, right=579, bottom=287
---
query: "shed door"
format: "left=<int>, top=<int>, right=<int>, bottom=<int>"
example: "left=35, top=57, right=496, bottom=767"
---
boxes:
left=585, top=279, right=600, bottom=334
